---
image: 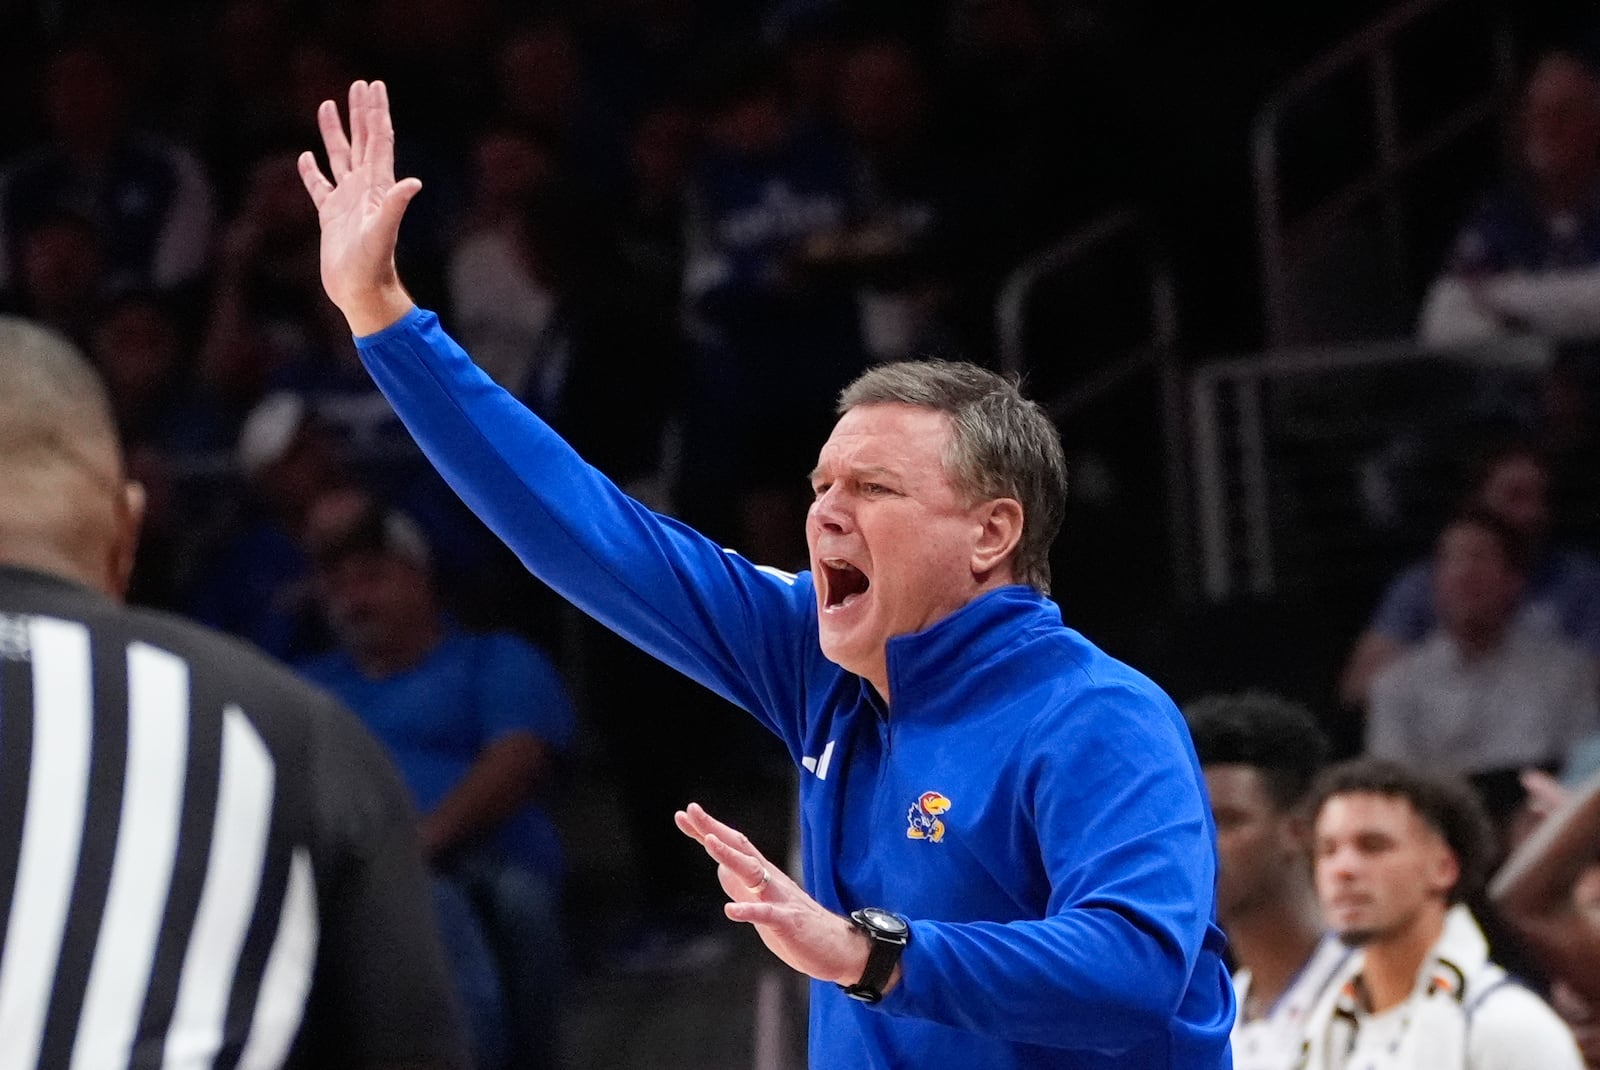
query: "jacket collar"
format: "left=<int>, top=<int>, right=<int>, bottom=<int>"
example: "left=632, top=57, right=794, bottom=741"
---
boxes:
left=880, top=584, right=1063, bottom=713
left=1425, top=904, right=1490, bottom=979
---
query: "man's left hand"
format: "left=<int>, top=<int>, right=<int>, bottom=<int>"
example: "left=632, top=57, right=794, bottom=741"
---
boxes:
left=675, top=802, right=891, bottom=993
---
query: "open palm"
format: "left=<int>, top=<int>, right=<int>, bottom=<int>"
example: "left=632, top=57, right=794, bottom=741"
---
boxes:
left=296, top=80, right=421, bottom=327
left=676, top=802, right=868, bottom=987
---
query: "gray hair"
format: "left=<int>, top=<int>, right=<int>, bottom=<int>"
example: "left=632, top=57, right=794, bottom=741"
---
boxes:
left=0, top=316, right=118, bottom=463
left=838, top=360, right=1067, bottom=594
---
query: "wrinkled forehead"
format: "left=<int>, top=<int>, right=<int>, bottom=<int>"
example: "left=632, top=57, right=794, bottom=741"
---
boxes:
left=820, top=403, right=955, bottom=462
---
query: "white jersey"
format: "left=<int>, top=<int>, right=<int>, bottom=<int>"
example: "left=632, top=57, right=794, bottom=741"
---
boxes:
left=1231, top=935, right=1357, bottom=1070
left=1299, top=907, right=1585, bottom=1070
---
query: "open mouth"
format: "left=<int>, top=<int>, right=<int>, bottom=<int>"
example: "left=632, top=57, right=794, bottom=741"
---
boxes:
left=821, top=558, right=870, bottom=610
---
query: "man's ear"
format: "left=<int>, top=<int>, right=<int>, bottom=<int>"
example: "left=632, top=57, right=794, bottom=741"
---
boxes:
left=1281, top=811, right=1313, bottom=854
left=972, top=498, right=1024, bottom=577
left=108, top=479, right=146, bottom=602
left=1427, top=839, right=1461, bottom=901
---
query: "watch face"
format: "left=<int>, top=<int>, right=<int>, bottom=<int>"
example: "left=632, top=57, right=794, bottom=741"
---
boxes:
left=860, top=907, right=909, bottom=936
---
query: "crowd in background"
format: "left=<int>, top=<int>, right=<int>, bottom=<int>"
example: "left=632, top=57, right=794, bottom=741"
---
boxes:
left=6, top=0, right=1600, bottom=1066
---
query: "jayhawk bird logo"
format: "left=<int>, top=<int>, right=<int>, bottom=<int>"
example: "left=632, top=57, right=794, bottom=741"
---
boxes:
left=906, top=791, right=951, bottom=842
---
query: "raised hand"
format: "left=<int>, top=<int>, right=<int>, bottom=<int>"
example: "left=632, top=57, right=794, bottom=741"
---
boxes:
left=296, top=80, right=422, bottom=335
left=675, top=802, right=885, bottom=992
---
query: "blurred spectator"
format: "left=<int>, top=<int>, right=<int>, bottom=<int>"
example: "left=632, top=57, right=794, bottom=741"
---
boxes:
left=90, top=290, right=225, bottom=454
left=185, top=392, right=346, bottom=661
left=187, top=0, right=296, bottom=203
left=0, top=39, right=214, bottom=296
left=833, top=36, right=960, bottom=362
left=451, top=169, right=682, bottom=495
left=1302, top=760, right=1583, bottom=1068
left=615, top=99, right=698, bottom=307
left=300, top=494, right=574, bottom=1070
left=210, top=148, right=489, bottom=513
left=198, top=146, right=327, bottom=438
left=1341, top=442, right=1600, bottom=708
left=205, top=148, right=325, bottom=383
left=187, top=387, right=505, bottom=656
left=771, top=7, right=853, bottom=133
left=1366, top=509, right=1599, bottom=828
left=88, top=290, right=229, bottom=609
left=0, top=207, right=107, bottom=344
left=1419, top=49, right=1600, bottom=347
left=493, top=18, right=623, bottom=196
left=446, top=124, right=562, bottom=393
left=1493, top=768, right=1600, bottom=1066
left=1184, top=692, right=1349, bottom=1070
left=679, top=49, right=864, bottom=565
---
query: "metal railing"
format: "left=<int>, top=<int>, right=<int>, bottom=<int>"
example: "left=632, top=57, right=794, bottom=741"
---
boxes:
left=1188, top=335, right=1552, bottom=602
left=996, top=207, right=1178, bottom=389
left=994, top=207, right=1196, bottom=599
left=1253, top=0, right=1517, bottom=345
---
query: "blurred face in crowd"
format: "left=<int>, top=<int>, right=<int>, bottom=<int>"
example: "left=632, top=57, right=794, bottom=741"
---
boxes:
left=288, top=41, right=355, bottom=124
left=1205, top=764, right=1305, bottom=926
left=20, top=219, right=102, bottom=315
left=629, top=103, right=696, bottom=201
left=319, top=549, right=435, bottom=659
left=1433, top=519, right=1525, bottom=640
left=783, top=32, right=847, bottom=118
left=92, top=300, right=181, bottom=406
left=708, top=90, right=789, bottom=157
left=256, top=428, right=341, bottom=526
left=302, top=487, right=373, bottom=548
left=497, top=25, right=581, bottom=128
left=1478, top=452, right=1550, bottom=541
left=807, top=404, right=1015, bottom=694
left=1521, top=53, right=1600, bottom=193
left=472, top=130, right=555, bottom=216
left=1314, top=792, right=1457, bottom=947
left=242, top=152, right=320, bottom=249
left=838, top=42, right=928, bottom=149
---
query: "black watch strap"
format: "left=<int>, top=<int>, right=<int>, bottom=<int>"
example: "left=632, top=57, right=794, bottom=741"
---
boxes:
left=840, top=908, right=909, bottom=1004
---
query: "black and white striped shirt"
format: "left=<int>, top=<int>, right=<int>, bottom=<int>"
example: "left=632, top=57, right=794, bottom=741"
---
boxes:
left=0, top=566, right=467, bottom=1070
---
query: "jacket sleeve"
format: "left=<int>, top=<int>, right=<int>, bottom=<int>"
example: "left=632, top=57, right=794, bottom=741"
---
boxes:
left=353, top=306, right=818, bottom=748
left=875, top=683, right=1231, bottom=1054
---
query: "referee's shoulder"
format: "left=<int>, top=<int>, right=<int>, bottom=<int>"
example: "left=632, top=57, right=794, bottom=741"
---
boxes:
left=96, top=600, right=345, bottom=722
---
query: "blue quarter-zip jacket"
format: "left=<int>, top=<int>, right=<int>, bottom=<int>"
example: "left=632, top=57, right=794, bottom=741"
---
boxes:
left=355, top=307, right=1235, bottom=1068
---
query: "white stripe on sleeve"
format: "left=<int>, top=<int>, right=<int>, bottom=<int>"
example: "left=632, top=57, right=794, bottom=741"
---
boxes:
left=235, top=848, right=318, bottom=1070
left=0, top=618, right=95, bottom=1068
left=163, top=704, right=275, bottom=1068
left=69, top=643, right=191, bottom=1070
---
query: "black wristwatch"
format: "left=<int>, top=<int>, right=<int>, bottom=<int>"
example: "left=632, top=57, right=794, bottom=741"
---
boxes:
left=839, top=907, right=910, bottom=1004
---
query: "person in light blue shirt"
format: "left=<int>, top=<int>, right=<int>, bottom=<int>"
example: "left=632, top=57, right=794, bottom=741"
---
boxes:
left=297, top=493, right=573, bottom=1070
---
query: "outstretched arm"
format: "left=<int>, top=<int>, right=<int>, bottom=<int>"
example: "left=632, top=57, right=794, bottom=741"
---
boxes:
left=295, top=83, right=820, bottom=747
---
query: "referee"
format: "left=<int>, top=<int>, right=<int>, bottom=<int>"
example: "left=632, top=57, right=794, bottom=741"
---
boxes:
left=0, top=316, right=469, bottom=1069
